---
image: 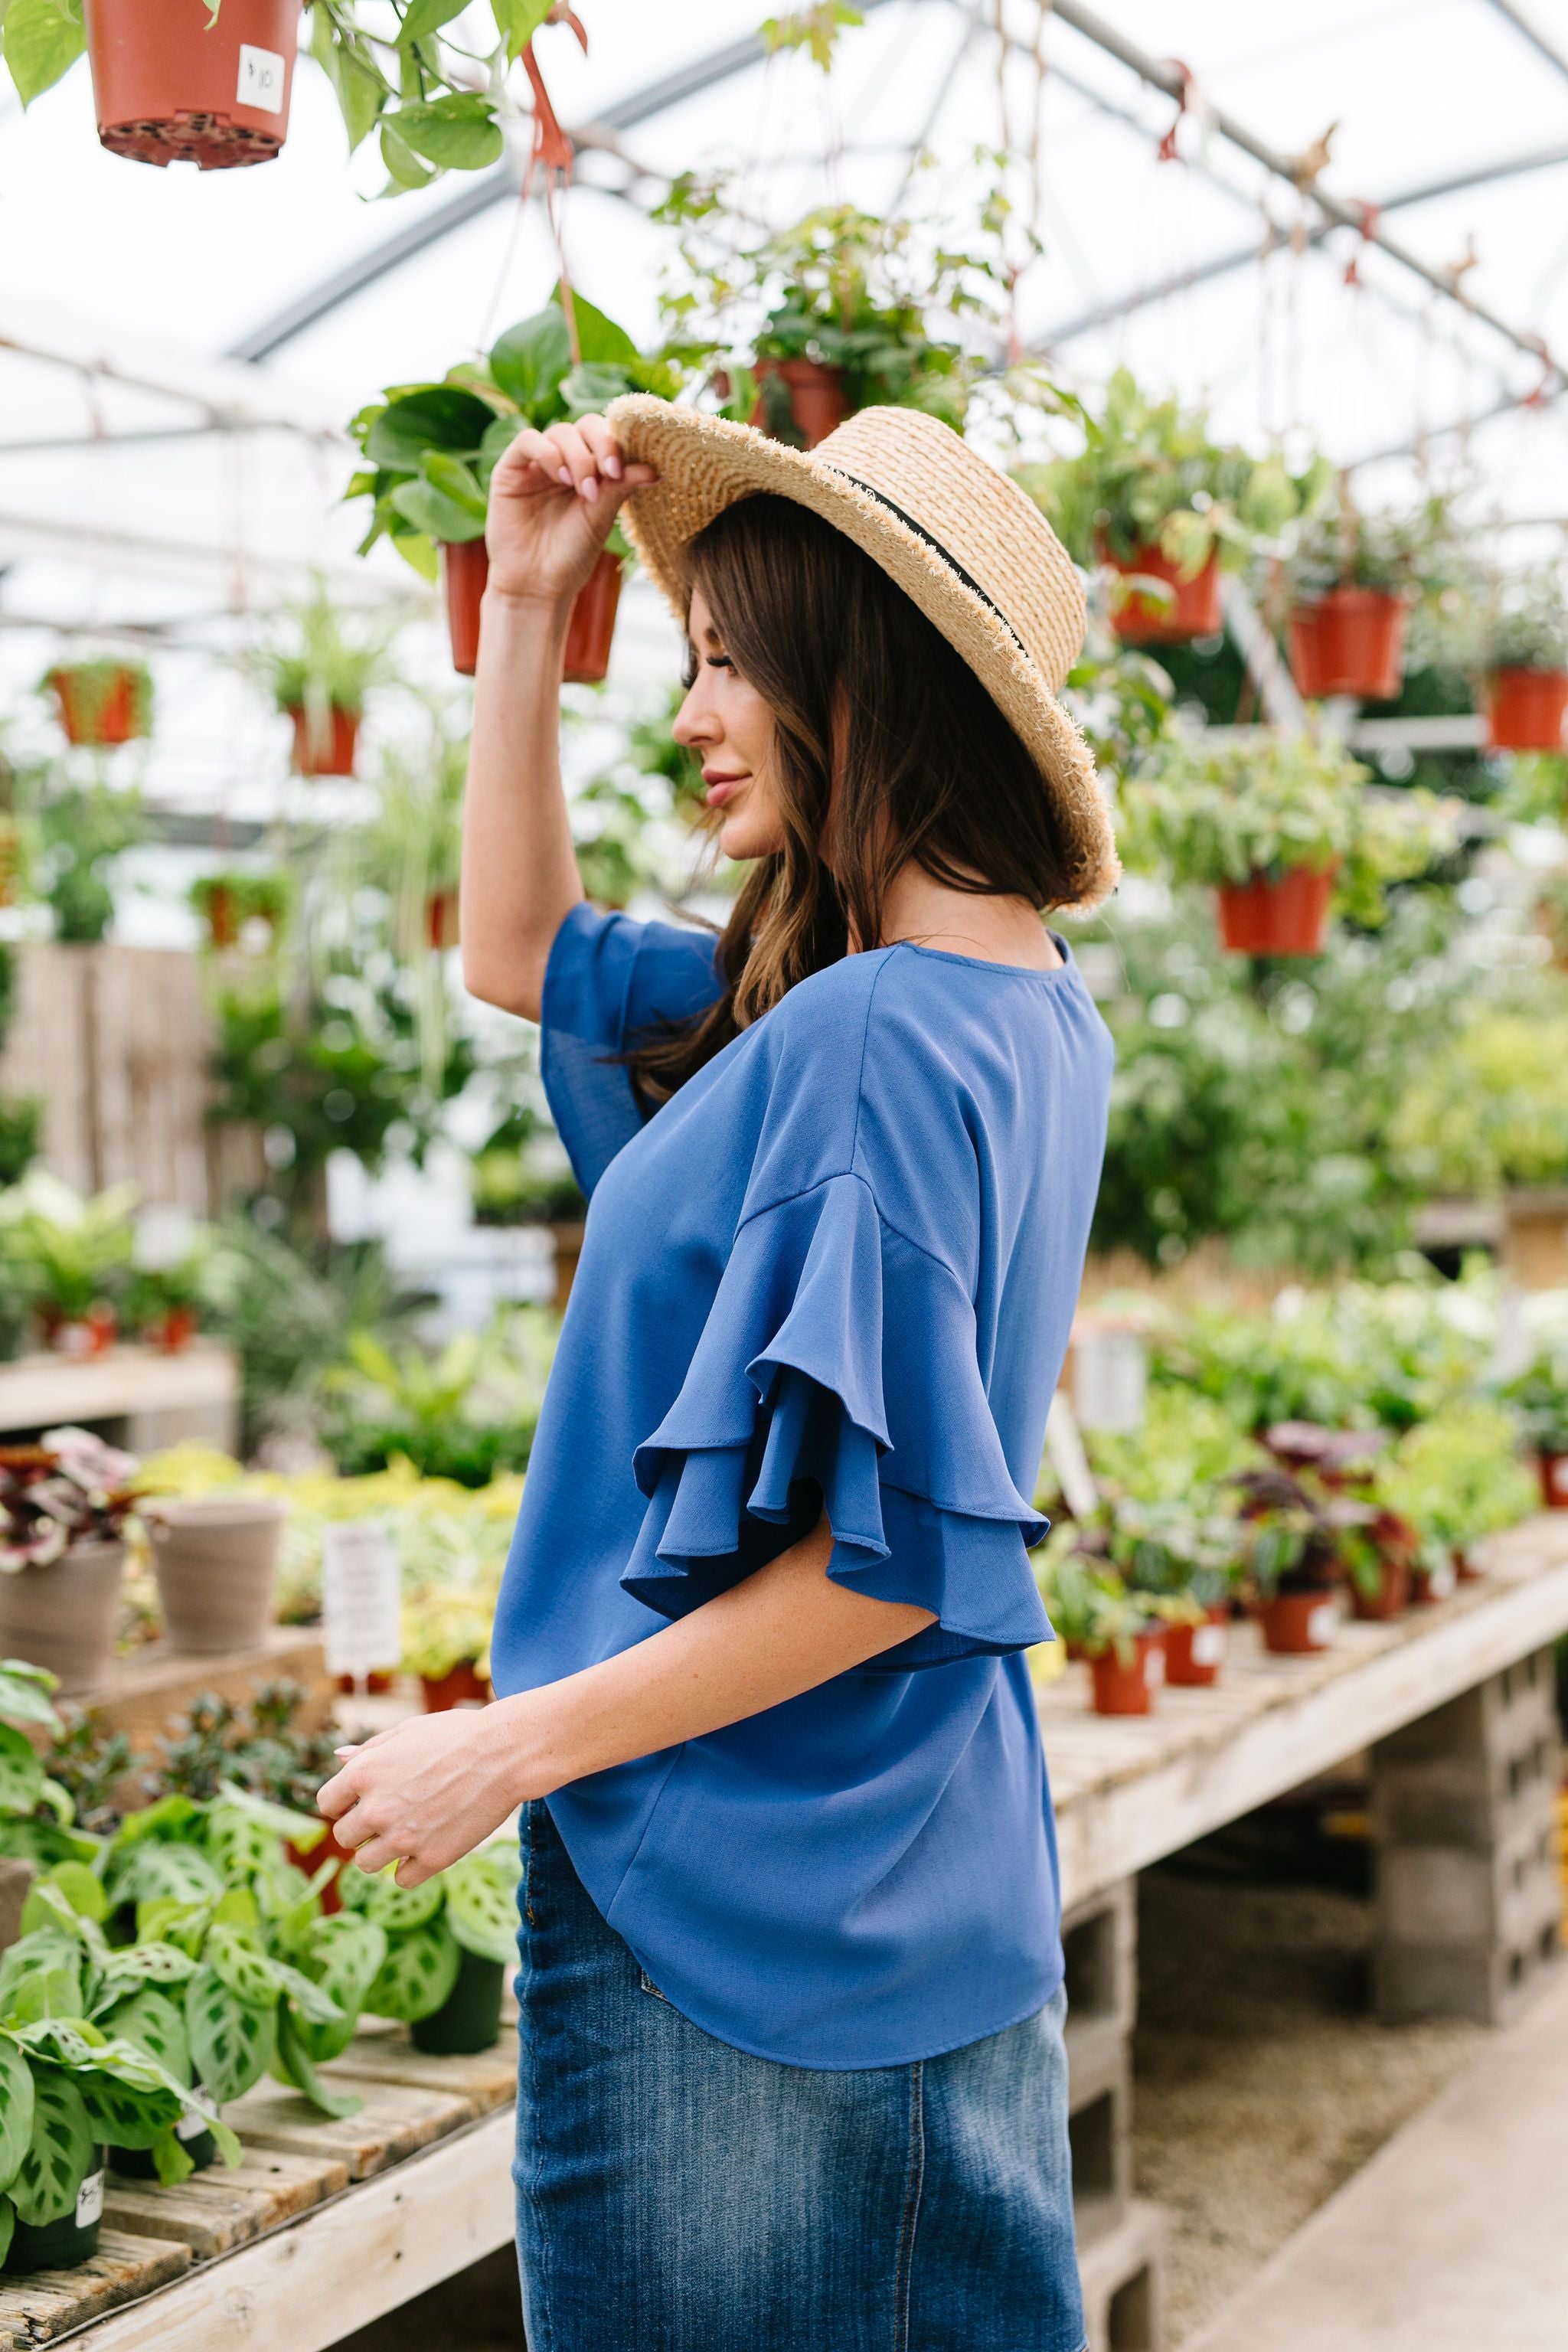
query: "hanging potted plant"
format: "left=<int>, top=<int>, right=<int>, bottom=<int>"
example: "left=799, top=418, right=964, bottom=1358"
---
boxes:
left=1019, top=369, right=1318, bottom=644
left=0, top=1429, right=138, bottom=1696
left=348, top=1841, right=518, bottom=2055
left=1284, top=493, right=1449, bottom=701
left=1479, top=575, right=1568, bottom=753
left=252, top=594, right=392, bottom=779
left=0, top=1174, right=137, bottom=1356
left=190, top=868, right=291, bottom=952
left=1235, top=1466, right=1346, bottom=1655
left=348, top=289, right=680, bottom=679
left=43, top=657, right=152, bottom=748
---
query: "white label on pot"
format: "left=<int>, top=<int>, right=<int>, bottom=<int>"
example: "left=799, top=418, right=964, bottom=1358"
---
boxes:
left=1307, top=1602, right=1338, bottom=1648
left=1142, top=1644, right=1166, bottom=1687
left=1426, top=1561, right=1457, bottom=1600
left=76, top=2170, right=103, bottom=2227
left=322, top=1521, right=401, bottom=1680
left=237, top=45, right=286, bottom=112
left=1192, top=1623, right=1227, bottom=1667
left=177, top=2106, right=209, bottom=2142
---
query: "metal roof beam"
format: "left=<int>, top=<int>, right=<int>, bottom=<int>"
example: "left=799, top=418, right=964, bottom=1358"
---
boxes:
left=1479, top=0, right=1568, bottom=84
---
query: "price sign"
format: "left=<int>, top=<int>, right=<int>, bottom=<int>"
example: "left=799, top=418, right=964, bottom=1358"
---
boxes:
left=1044, top=1390, right=1099, bottom=1524
left=1073, top=1323, right=1148, bottom=1436
left=237, top=44, right=285, bottom=113
left=322, top=1522, right=400, bottom=1684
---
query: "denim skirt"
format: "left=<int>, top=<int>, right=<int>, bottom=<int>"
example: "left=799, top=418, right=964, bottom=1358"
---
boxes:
left=513, top=1801, right=1086, bottom=2352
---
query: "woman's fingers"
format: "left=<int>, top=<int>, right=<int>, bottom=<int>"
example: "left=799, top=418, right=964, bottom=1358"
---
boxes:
left=490, top=414, right=656, bottom=505
left=577, top=412, right=622, bottom=481
left=349, top=1832, right=405, bottom=1877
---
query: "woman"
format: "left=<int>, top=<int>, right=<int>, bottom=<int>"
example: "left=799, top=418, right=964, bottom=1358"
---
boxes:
left=320, top=392, right=1119, bottom=2352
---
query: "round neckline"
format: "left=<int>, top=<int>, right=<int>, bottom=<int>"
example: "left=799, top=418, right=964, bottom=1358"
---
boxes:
left=889, top=937, right=1076, bottom=982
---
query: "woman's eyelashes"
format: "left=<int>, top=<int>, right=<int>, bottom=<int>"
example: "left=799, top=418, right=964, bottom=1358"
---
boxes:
left=706, top=652, right=734, bottom=671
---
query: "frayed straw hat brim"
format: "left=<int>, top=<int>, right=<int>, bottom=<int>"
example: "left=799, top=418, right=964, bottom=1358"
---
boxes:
left=606, top=394, right=1120, bottom=912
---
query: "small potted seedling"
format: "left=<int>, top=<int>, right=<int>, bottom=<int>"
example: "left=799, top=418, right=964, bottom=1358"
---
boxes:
left=42, top=658, right=152, bottom=748
left=1235, top=1466, right=1348, bottom=1654
left=1106, top=1496, right=1241, bottom=1687
left=190, top=870, right=290, bottom=952
left=350, top=1841, right=518, bottom=2055
left=253, top=593, right=393, bottom=778
left=0, top=1174, right=137, bottom=1356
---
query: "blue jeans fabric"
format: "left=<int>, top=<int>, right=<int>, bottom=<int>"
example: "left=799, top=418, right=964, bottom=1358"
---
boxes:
left=514, top=1801, right=1087, bottom=2352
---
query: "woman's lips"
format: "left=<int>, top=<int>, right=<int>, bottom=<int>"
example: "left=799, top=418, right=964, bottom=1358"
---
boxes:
left=703, top=774, right=747, bottom=808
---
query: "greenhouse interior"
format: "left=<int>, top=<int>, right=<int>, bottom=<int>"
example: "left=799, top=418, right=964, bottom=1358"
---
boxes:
left=3, top=2, right=1568, bottom=2346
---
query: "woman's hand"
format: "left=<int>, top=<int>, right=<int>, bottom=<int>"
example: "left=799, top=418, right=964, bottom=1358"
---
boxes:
left=317, top=1697, right=560, bottom=1889
left=485, top=412, right=657, bottom=607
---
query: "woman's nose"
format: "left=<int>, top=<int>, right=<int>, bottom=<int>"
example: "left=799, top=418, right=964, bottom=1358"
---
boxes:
left=672, top=684, right=718, bottom=748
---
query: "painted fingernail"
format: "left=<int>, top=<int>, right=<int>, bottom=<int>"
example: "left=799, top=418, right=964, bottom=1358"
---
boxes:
left=557, top=466, right=573, bottom=486
left=604, top=453, right=622, bottom=479
left=580, top=475, right=599, bottom=499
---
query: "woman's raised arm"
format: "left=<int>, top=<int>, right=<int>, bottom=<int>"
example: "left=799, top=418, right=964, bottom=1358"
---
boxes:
left=459, top=414, right=656, bottom=1021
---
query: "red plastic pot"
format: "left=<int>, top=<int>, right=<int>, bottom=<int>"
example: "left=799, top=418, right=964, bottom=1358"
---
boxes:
left=84, top=0, right=302, bottom=170
left=426, top=890, right=460, bottom=953
left=1215, top=866, right=1334, bottom=956
left=1485, top=667, right=1568, bottom=753
left=751, top=358, right=851, bottom=448
left=287, top=704, right=360, bottom=779
left=1088, top=1628, right=1165, bottom=1717
left=1539, top=1451, right=1568, bottom=1511
left=1348, top=1556, right=1412, bottom=1622
left=39, top=1304, right=118, bottom=1358
left=1106, top=546, right=1222, bottom=645
left=421, top=1661, right=492, bottom=1711
left=564, top=550, right=624, bottom=685
left=285, top=1818, right=350, bottom=1916
left=1164, top=1606, right=1229, bottom=1687
left=1259, top=1587, right=1339, bottom=1655
left=443, top=538, right=490, bottom=677
left=335, top=1670, right=394, bottom=1696
left=1287, top=587, right=1409, bottom=701
left=148, top=1305, right=198, bottom=1355
left=47, top=664, right=143, bottom=746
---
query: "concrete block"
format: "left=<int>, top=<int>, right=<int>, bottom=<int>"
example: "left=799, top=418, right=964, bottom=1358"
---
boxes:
left=1063, top=1877, right=1137, bottom=2042
left=1078, top=2197, right=1166, bottom=2352
left=1069, top=2046, right=1133, bottom=2242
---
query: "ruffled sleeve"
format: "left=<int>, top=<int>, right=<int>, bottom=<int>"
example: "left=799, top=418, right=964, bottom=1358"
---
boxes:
left=540, top=903, right=723, bottom=1195
left=624, top=1171, right=1052, bottom=1671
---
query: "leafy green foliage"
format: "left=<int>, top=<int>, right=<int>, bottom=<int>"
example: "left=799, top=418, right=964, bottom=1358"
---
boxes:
left=185, top=1964, right=273, bottom=2105
left=1389, top=1008, right=1568, bottom=1194
left=364, top=1917, right=461, bottom=2022
left=0, top=2038, right=36, bottom=2191
left=0, top=1721, right=44, bottom=1815
left=445, top=1847, right=519, bottom=1964
left=342, top=1865, right=443, bottom=1936
left=270, top=2001, right=361, bottom=2117
left=5, top=2061, right=94, bottom=2226
left=0, top=1658, right=62, bottom=1733
left=0, top=0, right=85, bottom=106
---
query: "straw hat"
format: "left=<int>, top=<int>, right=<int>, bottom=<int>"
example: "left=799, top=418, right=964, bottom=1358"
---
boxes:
left=606, top=394, right=1119, bottom=910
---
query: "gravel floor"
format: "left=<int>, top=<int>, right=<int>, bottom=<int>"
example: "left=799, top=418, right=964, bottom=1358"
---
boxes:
left=1133, top=1861, right=1491, bottom=2347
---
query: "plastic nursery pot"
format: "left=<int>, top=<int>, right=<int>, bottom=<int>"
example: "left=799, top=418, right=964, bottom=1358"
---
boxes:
left=335, top=1670, right=394, bottom=1696
left=563, top=550, right=624, bottom=686
left=1259, top=1586, right=1339, bottom=1656
left=411, top=1945, right=506, bottom=2056
left=145, top=1497, right=287, bottom=1654
left=38, top=1302, right=119, bottom=1358
left=109, top=2108, right=216, bottom=2180
left=46, top=663, right=143, bottom=746
left=750, top=358, right=851, bottom=448
left=1088, top=1628, right=1165, bottom=1717
left=2, top=2158, right=106, bottom=2275
left=1105, top=546, right=1223, bottom=645
left=1484, top=667, right=1568, bottom=753
left=420, top=1661, right=492, bottom=1711
left=285, top=1819, right=348, bottom=1914
left=83, top=0, right=302, bottom=170
left=1286, top=586, right=1409, bottom=701
left=0, top=1540, right=125, bottom=1696
left=1539, top=1451, right=1568, bottom=1511
left=443, top=538, right=490, bottom=677
left=1215, top=867, right=1334, bottom=957
left=1348, top=1557, right=1413, bottom=1622
left=147, top=1305, right=199, bottom=1354
left=287, top=703, right=360, bottom=779
left=1164, top=1606, right=1230, bottom=1687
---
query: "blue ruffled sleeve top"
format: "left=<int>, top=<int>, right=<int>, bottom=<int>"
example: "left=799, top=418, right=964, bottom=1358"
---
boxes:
left=489, top=901, right=1114, bottom=2068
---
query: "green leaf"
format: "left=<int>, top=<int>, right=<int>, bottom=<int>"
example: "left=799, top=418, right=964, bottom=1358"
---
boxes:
left=0, top=1929, right=79, bottom=2019
left=271, top=2003, right=361, bottom=2118
left=445, top=1849, right=518, bottom=1965
left=112, top=1795, right=203, bottom=1850
left=3, top=1949, right=82, bottom=2024
left=489, top=306, right=572, bottom=420
left=270, top=1960, right=345, bottom=2032
left=364, top=1919, right=461, bottom=2023
left=95, top=1942, right=198, bottom=1999
left=8, top=2063, right=93, bottom=2227
left=311, top=7, right=387, bottom=151
left=491, top=0, right=550, bottom=59
left=99, top=1989, right=191, bottom=2089
left=1, top=0, right=86, bottom=106
left=150, top=2128, right=195, bottom=2187
left=0, top=1721, right=44, bottom=1814
left=0, top=1815, right=96, bottom=1868
left=397, top=0, right=469, bottom=40
left=391, top=474, right=488, bottom=544
left=207, top=1923, right=283, bottom=2011
left=392, top=93, right=502, bottom=171
left=116, top=1839, right=223, bottom=1914
left=555, top=286, right=639, bottom=367
left=216, top=1781, right=330, bottom=1855
left=34, top=1861, right=106, bottom=1924
left=393, top=531, right=439, bottom=583
left=364, top=385, right=495, bottom=473
left=380, top=116, right=436, bottom=191
left=343, top=1866, right=443, bottom=1935
left=0, top=2194, right=13, bottom=2268
left=74, top=2056, right=182, bottom=2153
left=560, top=361, right=635, bottom=420
left=185, top=1965, right=274, bottom=2106
left=0, top=1660, right=60, bottom=1733
left=296, top=1915, right=384, bottom=2063
left=0, top=2040, right=35, bottom=2195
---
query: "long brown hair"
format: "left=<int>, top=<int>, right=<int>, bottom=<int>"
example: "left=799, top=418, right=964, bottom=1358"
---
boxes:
left=628, top=493, right=1078, bottom=1098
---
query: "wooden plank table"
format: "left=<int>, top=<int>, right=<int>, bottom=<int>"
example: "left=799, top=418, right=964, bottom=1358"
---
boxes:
left=11, top=1517, right=1568, bottom=2350
left=0, top=1344, right=239, bottom=1453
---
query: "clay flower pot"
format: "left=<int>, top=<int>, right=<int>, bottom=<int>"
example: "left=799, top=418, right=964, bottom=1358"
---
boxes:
left=287, top=703, right=360, bottom=779
left=1106, top=546, right=1223, bottom=644
left=750, top=358, right=851, bottom=448
left=46, top=663, right=146, bottom=746
left=144, top=1498, right=287, bottom=1654
left=443, top=537, right=491, bottom=677
left=1088, top=1628, right=1165, bottom=1717
left=83, top=0, right=302, bottom=170
left=1348, top=1556, right=1413, bottom=1622
left=1164, top=1606, right=1229, bottom=1687
left=1286, top=586, right=1409, bottom=701
left=420, top=1661, right=492, bottom=1711
left=1259, top=1586, right=1339, bottom=1655
left=563, top=550, right=623, bottom=685
left=147, top=1305, right=199, bottom=1355
left=0, top=1541, right=125, bottom=1695
left=2, top=2159, right=105, bottom=2274
left=411, top=1946, right=505, bottom=2056
left=426, top=890, right=460, bottom=953
left=38, top=1303, right=119, bottom=1358
left=1538, top=1451, right=1568, bottom=1511
left=1216, top=867, right=1334, bottom=956
left=1485, top=667, right=1568, bottom=753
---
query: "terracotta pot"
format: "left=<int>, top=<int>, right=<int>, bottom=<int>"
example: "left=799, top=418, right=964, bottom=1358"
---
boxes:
left=1348, top=1556, right=1412, bottom=1621
left=1106, top=546, right=1223, bottom=644
left=750, top=358, right=851, bottom=448
left=145, top=1498, right=286, bottom=1654
left=1216, top=867, right=1334, bottom=956
left=202, top=883, right=238, bottom=949
left=286, top=1818, right=349, bottom=1914
left=1088, top=1628, right=1165, bottom=1717
left=1287, top=586, right=1409, bottom=701
left=1259, top=1587, right=1339, bottom=1655
left=563, top=550, right=623, bottom=685
left=443, top=537, right=490, bottom=676
left=411, top=1946, right=505, bottom=2056
left=2, top=2160, right=104, bottom=2273
left=1539, top=1451, right=1568, bottom=1511
left=83, top=0, right=302, bottom=170
left=1485, top=667, right=1568, bottom=753
left=0, top=1542, right=125, bottom=1696
left=1411, top=1554, right=1459, bottom=1606
left=287, top=703, right=360, bottom=779
left=426, top=890, right=460, bottom=953
left=420, top=1661, right=492, bottom=1711
left=47, top=665, right=142, bottom=746
left=148, top=1305, right=199, bottom=1354
left=1164, top=1606, right=1230, bottom=1687
left=39, top=1302, right=119, bottom=1357
left=336, top=1669, right=394, bottom=1696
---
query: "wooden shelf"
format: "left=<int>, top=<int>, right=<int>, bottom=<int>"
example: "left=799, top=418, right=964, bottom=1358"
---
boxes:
left=0, top=1344, right=238, bottom=1447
